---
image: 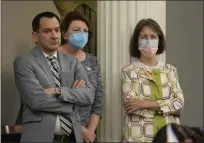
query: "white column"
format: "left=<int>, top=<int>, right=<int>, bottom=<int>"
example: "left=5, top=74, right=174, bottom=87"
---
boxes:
left=97, top=1, right=166, bottom=141
left=134, top=1, right=166, bottom=63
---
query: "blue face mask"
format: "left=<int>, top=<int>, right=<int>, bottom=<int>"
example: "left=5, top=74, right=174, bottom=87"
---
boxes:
left=67, top=32, right=88, bottom=49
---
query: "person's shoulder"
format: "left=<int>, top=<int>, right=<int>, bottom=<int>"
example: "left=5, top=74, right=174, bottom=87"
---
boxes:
left=58, top=50, right=78, bottom=62
left=85, top=53, right=98, bottom=64
left=122, top=60, right=144, bottom=72
left=14, top=50, right=33, bottom=65
left=14, top=50, right=34, bottom=71
left=121, top=63, right=136, bottom=72
left=164, top=63, right=177, bottom=72
left=84, top=53, right=102, bottom=68
left=86, top=53, right=97, bottom=59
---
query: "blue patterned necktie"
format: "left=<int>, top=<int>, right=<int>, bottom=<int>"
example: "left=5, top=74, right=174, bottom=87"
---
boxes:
left=47, top=56, right=72, bottom=136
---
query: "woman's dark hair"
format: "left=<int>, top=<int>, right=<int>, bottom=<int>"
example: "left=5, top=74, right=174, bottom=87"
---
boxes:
left=60, top=11, right=92, bottom=45
left=130, top=18, right=166, bottom=59
left=153, top=123, right=204, bottom=143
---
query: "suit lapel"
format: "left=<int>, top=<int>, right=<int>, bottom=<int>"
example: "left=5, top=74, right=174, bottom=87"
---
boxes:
left=31, top=47, right=55, bottom=87
left=58, top=52, right=69, bottom=87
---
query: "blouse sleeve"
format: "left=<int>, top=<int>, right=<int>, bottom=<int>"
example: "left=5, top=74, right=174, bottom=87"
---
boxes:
left=157, top=68, right=184, bottom=115
left=121, top=69, right=156, bottom=118
left=90, top=59, right=104, bottom=117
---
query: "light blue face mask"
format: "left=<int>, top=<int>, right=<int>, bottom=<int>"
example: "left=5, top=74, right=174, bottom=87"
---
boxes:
left=67, top=32, right=88, bottom=49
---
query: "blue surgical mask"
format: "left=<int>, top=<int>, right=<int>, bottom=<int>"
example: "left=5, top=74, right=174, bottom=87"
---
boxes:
left=67, top=32, right=88, bottom=49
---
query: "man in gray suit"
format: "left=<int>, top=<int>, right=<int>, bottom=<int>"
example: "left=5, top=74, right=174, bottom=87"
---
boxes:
left=14, top=11, right=94, bottom=142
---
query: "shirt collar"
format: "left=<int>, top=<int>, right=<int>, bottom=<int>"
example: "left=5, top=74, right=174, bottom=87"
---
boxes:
left=42, top=51, right=57, bottom=59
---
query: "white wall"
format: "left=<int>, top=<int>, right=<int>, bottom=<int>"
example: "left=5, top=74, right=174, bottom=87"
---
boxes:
left=166, top=1, right=203, bottom=128
left=1, top=1, right=60, bottom=125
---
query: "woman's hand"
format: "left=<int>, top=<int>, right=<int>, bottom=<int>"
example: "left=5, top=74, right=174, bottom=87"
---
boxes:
left=124, top=95, right=161, bottom=114
left=72, top=80, right=86, bottom=88
left=124, top=96, right=146, bottom=114
left=82, top=126, right=96, bottom=143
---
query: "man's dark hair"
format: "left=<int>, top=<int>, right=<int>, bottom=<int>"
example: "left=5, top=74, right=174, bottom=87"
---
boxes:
left=32, top=11, right=60, bottom=32
left=130, top=18, right=166, bottom=59
left=60, top=11, right=92, bottom=45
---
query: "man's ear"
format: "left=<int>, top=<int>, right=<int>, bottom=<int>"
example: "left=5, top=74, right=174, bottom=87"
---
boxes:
left=32, top=31, right=38, bottom=43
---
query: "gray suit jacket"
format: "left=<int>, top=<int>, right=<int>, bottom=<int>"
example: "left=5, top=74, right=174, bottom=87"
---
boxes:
left=14, top=47, right=95, bottom=142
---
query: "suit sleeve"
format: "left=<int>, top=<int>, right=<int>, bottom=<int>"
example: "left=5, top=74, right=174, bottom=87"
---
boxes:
left=14, top=57, right=73, bottom=114
left=58, top=59, right=95, bottom=107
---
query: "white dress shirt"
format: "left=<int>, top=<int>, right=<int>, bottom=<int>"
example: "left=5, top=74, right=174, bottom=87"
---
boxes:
left=43, top=51, right=63, bottom=135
